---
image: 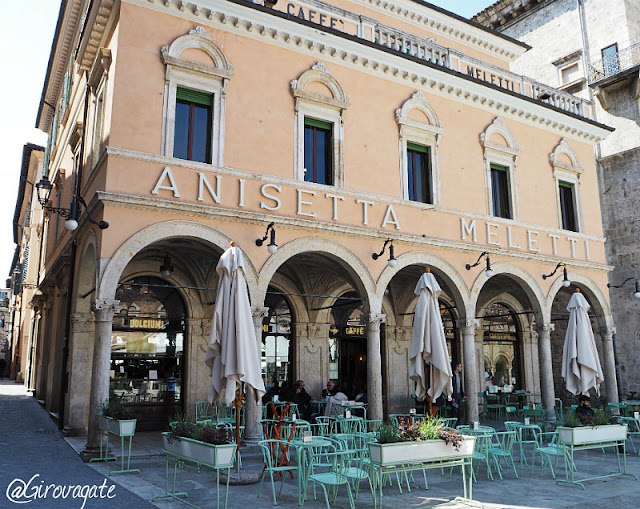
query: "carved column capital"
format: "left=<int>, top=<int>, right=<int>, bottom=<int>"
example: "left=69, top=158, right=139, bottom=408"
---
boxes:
left=91, top=299, right=120, bottom=322
left=598, top=327, right=615, bottom=341
left=308, top=323, right=330, bottom=337
left=367, top=313, right=386, bottom=327
left=536, top=322, right=555, bottom=334
left=457, top=319, right=480, bottom=335
left=251, top=306, right=269, bottom=329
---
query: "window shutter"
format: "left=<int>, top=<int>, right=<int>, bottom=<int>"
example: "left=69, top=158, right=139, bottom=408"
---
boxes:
left=176, top=88, right=212, bottom=106
left=304, top=117, right=333, bottom=130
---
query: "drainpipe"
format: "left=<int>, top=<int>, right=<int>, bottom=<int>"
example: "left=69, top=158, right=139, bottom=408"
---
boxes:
left=57, top=72, right=91, bottom=432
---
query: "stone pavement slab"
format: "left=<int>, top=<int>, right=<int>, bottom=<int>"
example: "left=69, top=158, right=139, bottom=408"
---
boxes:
left=4, top=379, right=640, bottom=509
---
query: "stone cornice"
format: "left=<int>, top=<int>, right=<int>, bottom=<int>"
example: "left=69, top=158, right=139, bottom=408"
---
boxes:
left=355, top=0, right=529, bottom=61
left=128, top=0, right=611, bottom=141
left=37, top=0, right=87, bottom=131
left=77, top=0, right=119, bottom=71
left=96, top=177, right=612, bottom=273
left=107, top=145, right=608, bottom=244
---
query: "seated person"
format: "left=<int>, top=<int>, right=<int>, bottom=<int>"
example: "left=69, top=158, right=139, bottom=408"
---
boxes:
left=291, top=379, right=312, bottom=421
left=575, top=394, right=595, bottom=423
left=324, top=381, right=348, bottom=416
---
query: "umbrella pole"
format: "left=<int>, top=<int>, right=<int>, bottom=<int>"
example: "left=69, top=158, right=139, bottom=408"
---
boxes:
left=233, top=384, right=243, bottom=472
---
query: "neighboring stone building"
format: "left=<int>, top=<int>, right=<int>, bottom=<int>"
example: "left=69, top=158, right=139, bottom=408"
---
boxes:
left=9, top=143, right=46, bottom=385
left=474, top=0, right=640, bottom=399
left=26, top=0, right=615, bottom=453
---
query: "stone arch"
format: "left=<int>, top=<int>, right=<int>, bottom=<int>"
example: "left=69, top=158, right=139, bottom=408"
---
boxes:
left=547, top=271, right=611, bottom=324
left=161, top=26, right=234, bottom=77
left=97, top=221, right=259, bottom=303
left=75, top=232, right=99, bottom=314
left=376, top=250, right=470, bottom=320
left=256, top=238, right=376, bottom=311
left=469, top=261, right=546, bottom=321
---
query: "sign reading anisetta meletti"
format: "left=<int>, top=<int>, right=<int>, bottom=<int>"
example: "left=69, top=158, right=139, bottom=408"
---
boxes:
left=151, top=167, right=595, bottom=261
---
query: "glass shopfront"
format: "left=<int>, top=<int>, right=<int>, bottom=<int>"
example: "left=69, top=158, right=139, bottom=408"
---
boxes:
left=482, top=303, right=523, bottom=391
left=110, top=277, right=185, bottom=430
left=262, top=289, right=293, bottom=393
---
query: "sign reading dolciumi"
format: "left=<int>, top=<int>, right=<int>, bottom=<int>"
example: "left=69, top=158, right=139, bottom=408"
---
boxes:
left=151, top=166, right=596, bottom=261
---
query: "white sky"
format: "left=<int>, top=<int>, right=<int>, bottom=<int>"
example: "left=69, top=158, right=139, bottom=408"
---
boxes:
left=0, top=0, right=496, bottom=284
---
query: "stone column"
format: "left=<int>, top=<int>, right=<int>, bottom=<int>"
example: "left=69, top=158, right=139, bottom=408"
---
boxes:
left=83, top=299, right=119, bottom=456
left=536, top=323, right=556, bottom=422
left=367, top=313, right=386, bottom=422
left=600, top=327, right=619, bottom=404
left=244, top=306, right=269, bottom=445
left=460, top=319, right=480, bottom=424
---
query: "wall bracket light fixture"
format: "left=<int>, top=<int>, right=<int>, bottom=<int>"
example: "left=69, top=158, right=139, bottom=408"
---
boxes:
left=466, top=252, right=494, bottom=277
left=372, top=239, right=397, bottom=267
left=607, top=277, right=640, bottom=299
left=542, top=262, right=571, bottom=287
left=256, top=222, right=278, bottom=254
left=35, top=176, right=109, bottom=230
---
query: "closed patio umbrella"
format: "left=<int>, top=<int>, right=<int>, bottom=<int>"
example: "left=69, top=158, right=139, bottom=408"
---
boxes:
left=206, top=242, right=265, bottom=451
left=409, top=269, right=453, bottom=404
left=561, top=289, right=604, bottom=396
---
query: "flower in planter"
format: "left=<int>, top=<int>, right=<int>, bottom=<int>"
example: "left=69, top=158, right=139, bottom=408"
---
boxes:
left=376, top=417, right=464, bottom=450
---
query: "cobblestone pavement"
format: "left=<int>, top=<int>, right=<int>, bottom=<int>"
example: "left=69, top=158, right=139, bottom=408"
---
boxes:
left=3, top=380, right=640, bottom=509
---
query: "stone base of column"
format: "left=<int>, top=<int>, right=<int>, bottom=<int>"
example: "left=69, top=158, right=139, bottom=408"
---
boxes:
left=80, top=443, right=101, bottom=462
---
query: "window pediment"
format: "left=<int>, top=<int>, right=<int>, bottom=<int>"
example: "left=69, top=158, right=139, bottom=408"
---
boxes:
left=480, top=117, right=519, bottom=160
left=290, top=62, right=350, bottom=112
left=161, top=27, right=234, bottom=82
left=550, top=138, right=583, bottom=177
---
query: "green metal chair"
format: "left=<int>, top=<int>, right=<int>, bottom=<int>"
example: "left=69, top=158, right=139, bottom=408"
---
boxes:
left=331, top=433, right=375, bottom=500
left=530, top=430, right=569, bottom=479
left=620, top=416, right=640, bottom=454
left=301, top=438, right=355, bottom=509
left=257, top=439, right=299, bottom=505
left=487, top=430, right=518, bottom=479
left=195, top=400, right=213, bottom=422
left=470, top=433, right=494, bottom=482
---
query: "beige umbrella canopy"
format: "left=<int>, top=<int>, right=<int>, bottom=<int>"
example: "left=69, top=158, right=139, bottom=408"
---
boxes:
left=206, top=243, right=265, bottom=406
left=409, top=269, right=453, bottom=402
left=561, top=289, right=604, bottom=396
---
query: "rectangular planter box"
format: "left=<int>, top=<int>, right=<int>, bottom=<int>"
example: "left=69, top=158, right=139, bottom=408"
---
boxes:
left=369, top=437, right=475, bottom=466
left=98, top=416, right=137, bottom=437
left=557, top=424, right=627, bottom=445
left=162, top=432, right=236, bottom=468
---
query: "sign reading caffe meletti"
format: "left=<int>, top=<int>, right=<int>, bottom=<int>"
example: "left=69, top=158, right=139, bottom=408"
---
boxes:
left=151, top=167, right=595, bottom=260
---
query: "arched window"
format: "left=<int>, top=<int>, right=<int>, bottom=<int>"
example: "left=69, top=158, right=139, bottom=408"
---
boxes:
left=111, top=276, right=186, bottom=430
left=262, top=288, right=293, bottom=391
left=481, top=303, right=522, bottom=390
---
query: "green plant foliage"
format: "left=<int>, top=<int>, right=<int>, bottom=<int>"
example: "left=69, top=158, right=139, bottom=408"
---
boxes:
left=376, top=416, right=463, bottom=450
left=101, top=398, right=133, bottom=420
left=562, top=413, right=581, bottom=428
left=594, top=408, right=612, bottom=426
left=167, top=414, right=233, bottom=445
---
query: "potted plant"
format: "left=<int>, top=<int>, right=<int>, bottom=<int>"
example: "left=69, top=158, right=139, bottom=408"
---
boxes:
left=98, top=398, right=137, bottom=437
left=163, top=417, right=236, bottom=468
left=368, top=417, right=475, bottom=466
left=557, top=408, right=627, bottom=445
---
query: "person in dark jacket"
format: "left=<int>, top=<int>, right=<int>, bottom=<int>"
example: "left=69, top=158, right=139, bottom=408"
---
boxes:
left=575, top=394, right=595, bottom=423
left=291, top=380, right=312, bottom=420
left=451, top=363, right=467, bottom=426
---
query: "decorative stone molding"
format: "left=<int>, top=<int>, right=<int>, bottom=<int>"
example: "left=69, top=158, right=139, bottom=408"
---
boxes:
left=481, top=117, right=520, bottom=220
left=308, top=323, right=331, bottom=337
left=291, top=62, right=350, bottom=187
left=396, top=90, right=444, bottom=205
left=71, top=313, right=93, bottom=333
left=367, top=313, right=386, bottom=331
left=549, top=138, right=584, bottom=232
left=160, top=28, right=234, bottom=167
left=88, top=48, right=112, bottom=91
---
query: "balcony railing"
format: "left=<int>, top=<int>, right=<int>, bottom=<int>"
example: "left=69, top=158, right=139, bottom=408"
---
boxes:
left=589, top=41, right=640, bottom=84
left=367, top=22, right=591, bottom=119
